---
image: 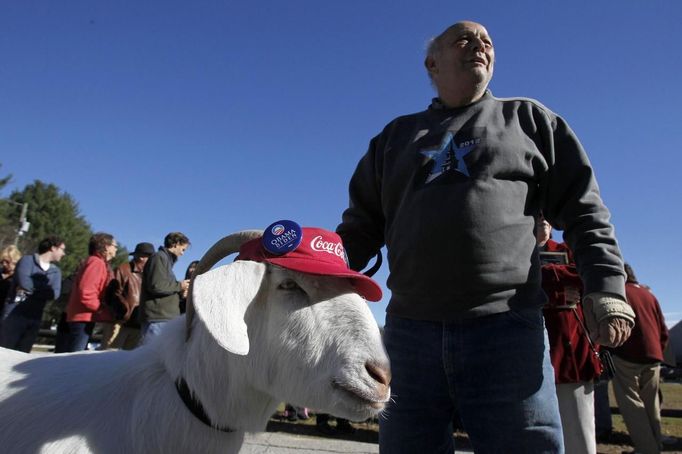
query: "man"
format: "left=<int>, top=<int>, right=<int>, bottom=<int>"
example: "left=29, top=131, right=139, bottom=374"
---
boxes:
left=0, top=236, right=65, bottom=352
left=537, top=217, right=601, bottom=454
left=337, top=21, right=635, bottom=453
left=609, top=264, right=668, bottom=454
left=99, top=242, right=154, bottom=350
left=139, top=232, right=190, bottom=342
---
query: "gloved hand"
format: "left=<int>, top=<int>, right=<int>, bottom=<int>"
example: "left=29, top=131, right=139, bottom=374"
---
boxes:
left=583, top=292, right=635, bottom=348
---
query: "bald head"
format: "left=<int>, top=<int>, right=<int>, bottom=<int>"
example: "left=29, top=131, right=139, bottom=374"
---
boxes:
left=424, top=21, right=495, bottom=107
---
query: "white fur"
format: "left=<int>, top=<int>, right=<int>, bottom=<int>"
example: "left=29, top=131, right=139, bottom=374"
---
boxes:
left=0, top=261, right=390, bottom=453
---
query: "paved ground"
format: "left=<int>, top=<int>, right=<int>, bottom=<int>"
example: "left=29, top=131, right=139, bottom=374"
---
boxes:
left=240, top=432, right=379, bottom=453
left=240, top=431, right=474, bottom=453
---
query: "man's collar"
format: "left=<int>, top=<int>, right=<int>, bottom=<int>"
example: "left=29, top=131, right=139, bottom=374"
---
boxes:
left=161, top=247, right=178, bottom=263
left=430, top=89, right=491, bottom=110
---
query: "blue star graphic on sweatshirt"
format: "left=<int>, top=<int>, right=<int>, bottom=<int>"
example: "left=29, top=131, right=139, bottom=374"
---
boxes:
left=420, top=131, right=476, bottom=183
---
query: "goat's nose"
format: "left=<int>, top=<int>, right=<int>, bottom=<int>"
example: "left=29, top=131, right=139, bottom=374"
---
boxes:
left=365, top=361, right=391, bottom=387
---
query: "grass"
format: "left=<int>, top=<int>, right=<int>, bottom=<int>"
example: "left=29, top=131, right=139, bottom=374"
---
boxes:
left=268, top=382, right=682, bottom=453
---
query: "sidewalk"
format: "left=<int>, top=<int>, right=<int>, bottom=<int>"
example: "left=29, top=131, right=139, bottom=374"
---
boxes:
left=240, top=431, right=474, bottom=453
left=241, top=432, right=379, bottom=453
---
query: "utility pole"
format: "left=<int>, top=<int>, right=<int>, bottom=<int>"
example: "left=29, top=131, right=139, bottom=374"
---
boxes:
left=14, top=202, right=29, bottom=245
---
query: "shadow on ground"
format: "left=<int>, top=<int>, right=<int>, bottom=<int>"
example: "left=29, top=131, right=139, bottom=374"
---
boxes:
left=265, top=419, right=473, bottom=449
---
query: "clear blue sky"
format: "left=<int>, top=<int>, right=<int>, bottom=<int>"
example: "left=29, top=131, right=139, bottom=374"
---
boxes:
left=1, top=1, right=680, bottom=326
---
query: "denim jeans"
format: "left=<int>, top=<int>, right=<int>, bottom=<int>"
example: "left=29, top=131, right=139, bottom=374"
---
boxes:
left=0, top=313, right=41, bottom=353
left=54, top=321, right=94, bottom=353
left=141, top=320, right=167, bottom=344
left=380, top=310, right=564, bottom=454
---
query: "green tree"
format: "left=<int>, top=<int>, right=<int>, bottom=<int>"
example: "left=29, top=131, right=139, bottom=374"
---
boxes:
left=0, top=164, right=16, bottom=246
left=7, top=181, right=92, bottom=276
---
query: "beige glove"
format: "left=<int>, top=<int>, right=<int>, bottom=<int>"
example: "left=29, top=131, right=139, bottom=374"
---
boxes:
left=583, top=292, right=635, bottom=348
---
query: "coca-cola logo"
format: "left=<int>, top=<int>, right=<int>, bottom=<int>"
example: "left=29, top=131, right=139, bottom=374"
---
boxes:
left=310, top=235, right=345, bottom=258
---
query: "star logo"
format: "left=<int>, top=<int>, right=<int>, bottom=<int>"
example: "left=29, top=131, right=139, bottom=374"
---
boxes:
left=419, top=131, right=477, bottom=183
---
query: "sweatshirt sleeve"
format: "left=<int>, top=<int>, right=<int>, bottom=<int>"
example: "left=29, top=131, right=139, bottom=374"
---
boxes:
left=144, top=254, right=181, bottom=296
left=336, top=134, right=387, bottom=272
left=13, top=256, right=35, bottom=293
left=539, top=114, right=625, bottom=300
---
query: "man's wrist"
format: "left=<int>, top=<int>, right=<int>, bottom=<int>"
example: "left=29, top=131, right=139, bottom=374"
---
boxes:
left=585, top=292, right=635, bottom=325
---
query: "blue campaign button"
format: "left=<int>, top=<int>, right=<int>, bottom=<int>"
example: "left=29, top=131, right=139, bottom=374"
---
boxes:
left=262, top=220, right=302, bottom=255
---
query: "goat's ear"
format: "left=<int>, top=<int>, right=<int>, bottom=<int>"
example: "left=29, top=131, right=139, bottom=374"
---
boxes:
left=191, top=261, right=266, bottom=355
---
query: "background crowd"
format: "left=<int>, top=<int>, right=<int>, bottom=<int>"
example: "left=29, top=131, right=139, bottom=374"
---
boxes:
left=0, top=231, right=192, bottom=354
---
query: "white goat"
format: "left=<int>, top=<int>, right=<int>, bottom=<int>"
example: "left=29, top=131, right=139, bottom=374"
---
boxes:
left=0, top=230, right=390, bottom=453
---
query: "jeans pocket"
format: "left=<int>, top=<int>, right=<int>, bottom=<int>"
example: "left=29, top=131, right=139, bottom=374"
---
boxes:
left=506, top=307, right=544, bottom=330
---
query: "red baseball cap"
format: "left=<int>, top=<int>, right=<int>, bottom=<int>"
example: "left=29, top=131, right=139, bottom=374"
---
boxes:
left=236, top=225, right=382, bottom=302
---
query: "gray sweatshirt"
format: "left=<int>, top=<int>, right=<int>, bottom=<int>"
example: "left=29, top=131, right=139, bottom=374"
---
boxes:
left=337, top=91, right=625, bottom=321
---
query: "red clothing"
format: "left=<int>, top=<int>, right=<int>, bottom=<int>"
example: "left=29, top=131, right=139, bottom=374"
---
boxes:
left=541, top=240, right=601, bottom=383
left=65, top=255, right=114, bottom=323
left=610, top=283, right=668, bottom=364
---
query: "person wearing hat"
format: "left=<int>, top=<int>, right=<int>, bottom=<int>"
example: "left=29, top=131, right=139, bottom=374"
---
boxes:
left=98, top=242, right=155, bottom=350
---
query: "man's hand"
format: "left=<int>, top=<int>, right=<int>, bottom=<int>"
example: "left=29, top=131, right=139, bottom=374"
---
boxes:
left=594, top=317, right=632, bottom=347
left=583, top=292, right=635, bottom=348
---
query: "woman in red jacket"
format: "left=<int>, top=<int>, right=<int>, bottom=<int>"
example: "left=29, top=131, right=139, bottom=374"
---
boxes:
left=537, top=216, right=602, bottom=454
left=54, top=233, right=117, bottom=353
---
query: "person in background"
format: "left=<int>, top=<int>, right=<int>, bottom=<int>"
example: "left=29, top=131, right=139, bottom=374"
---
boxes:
left=609, top=263, right=669, bottom=454
left=98, top=242, right=154, bottom=350
left=336, top=20, right=634, bottom=453
left=0, top=236, right=65, bottom=352
left=139, top=232, right=190, bottom=343
left=179, top=260, right=198, bottom=314
left=0, top=245, right=22, bottom=316
left=537, top=216, right=601, bottom=454
left=54, top=233, right=117, bottom=353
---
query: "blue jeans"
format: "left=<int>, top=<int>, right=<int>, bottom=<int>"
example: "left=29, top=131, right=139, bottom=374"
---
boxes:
left=54, top=322, right=94, bottom=353
left=141, top=320, right=167, bottom=344
left=380, top=310, right=564, bottom=454
left=0, top=313, right=41, bottom=353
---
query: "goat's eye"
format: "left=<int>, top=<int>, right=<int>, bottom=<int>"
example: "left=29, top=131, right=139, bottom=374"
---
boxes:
left=278, top=279, right=302, bottom=291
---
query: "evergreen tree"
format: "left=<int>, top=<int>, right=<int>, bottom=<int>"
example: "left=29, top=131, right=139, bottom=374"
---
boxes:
left=7, top=181, right=92, bottom=277
left=0, top=164, right=16, bottom=246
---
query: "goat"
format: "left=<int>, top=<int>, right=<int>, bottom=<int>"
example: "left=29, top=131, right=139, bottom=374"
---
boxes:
left=0, top=228, right=391, bottom=453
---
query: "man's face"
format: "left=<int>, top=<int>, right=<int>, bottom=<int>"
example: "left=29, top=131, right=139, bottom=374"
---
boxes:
left=134, top=255, right=150, bottom=268
left=51, top=243, right=67, bottom=263
left=536, top=218, right=552, bottom=246
left=426, top=22, right=495, bottom=95
left=168, top=243, right=189, bottom=258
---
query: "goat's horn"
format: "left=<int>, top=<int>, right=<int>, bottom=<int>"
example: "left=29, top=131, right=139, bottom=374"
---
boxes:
left=185, top=229, right=263, bottom=341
